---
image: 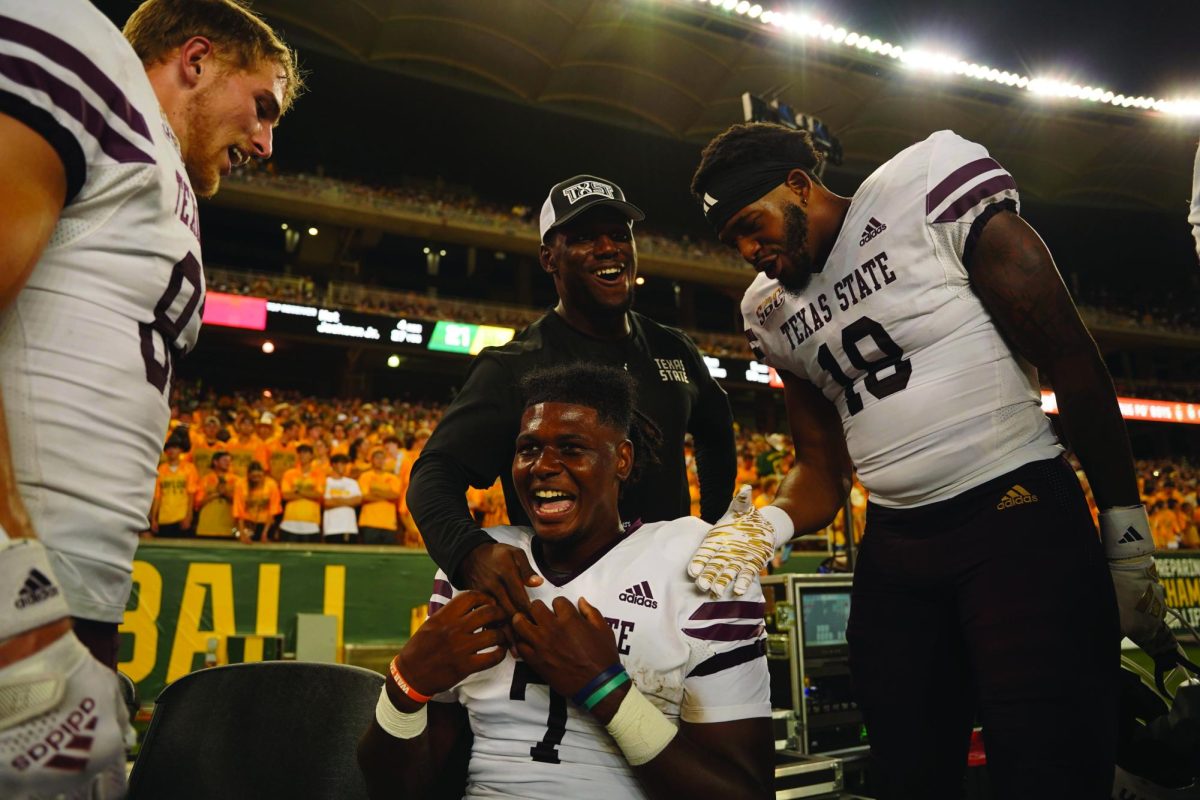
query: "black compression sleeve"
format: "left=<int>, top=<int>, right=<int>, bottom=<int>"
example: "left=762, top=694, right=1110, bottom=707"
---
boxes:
left=407, top=356, right=520, bottom=581
left=686, top=341, right=737, bottom=522
left=406, top=453, right=495, bottom=584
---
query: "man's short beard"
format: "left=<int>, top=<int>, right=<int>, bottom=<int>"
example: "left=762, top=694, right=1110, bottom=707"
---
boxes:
left=780, top=204, right=816, bottom=295
left=183, top=82, right=221, bottom=198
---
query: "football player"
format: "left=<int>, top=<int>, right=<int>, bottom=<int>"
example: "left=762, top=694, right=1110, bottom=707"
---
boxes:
left=1190, top=139, right=1200, bottom=263
left=0, top=0, right=299, bottom=795
left=687, top=124, right=1195, bottom=798
left=359, top=364, right=774, bottom=799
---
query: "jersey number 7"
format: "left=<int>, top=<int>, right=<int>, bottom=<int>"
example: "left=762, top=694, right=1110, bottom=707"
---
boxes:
left=509, top=661, right=568, bottom=764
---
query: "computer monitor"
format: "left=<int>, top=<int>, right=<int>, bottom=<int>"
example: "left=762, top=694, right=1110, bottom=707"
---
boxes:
left=800, top=590, right=852, bottom=648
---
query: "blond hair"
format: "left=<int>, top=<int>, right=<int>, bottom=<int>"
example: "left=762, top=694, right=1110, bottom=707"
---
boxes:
left=123, top=0, right=303, bottom=114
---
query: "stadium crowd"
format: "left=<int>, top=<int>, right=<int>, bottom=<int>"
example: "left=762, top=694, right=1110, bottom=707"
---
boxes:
left=151, top=385, right=1200, bottom=551
left=222, top=167, right=1200, bottom=337
left=207, top=265, right=1200, bottom=370
left=226, top=166, right=745, bottom=269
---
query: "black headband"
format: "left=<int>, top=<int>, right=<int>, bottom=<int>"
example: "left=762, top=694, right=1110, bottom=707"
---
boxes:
left=698, top=161, right=803, bottom=232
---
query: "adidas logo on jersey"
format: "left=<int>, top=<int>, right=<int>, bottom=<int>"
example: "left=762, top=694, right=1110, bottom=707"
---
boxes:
left=11, top=696, right=98, bottom=773
left=996, top=485, right=1038, bottom=510
left=14, top=568, right=59, bottom=609
left=859, top=217, right=887, bottom=246
left=619, top=581, right=658, bottom=609
left=1117, top=526, right=1145, bottom=545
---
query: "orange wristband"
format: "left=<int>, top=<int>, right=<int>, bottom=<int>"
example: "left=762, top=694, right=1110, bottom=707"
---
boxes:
left=389, top=655, right=432, bottom=704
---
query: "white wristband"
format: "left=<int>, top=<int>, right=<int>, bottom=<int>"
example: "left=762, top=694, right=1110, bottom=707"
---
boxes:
left=374, top=686, right=428, bottom=739
left=604, top=684, right=677, bottom=766
left=0, top=539, right=71, bottom=641
left=1100, top=505, right=1154, bottom=560
left=760, top=505, right=795, bottom=551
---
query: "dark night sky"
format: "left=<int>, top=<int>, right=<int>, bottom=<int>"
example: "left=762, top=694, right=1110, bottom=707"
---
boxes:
left=93, top=0, right=1200, bottom=290
left=812, top=0, right=1200, bottom=97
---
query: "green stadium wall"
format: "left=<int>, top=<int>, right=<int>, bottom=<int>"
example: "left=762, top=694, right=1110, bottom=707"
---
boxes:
left=120, top=541, right=1200, bottom=702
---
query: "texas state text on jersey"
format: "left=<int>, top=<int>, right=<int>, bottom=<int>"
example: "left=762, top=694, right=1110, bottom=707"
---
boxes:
left=428, top=519, right=771, bottom=800
left=741, top=130, right=1061, bottom=508
left=0, top=1, right=205, bottom=621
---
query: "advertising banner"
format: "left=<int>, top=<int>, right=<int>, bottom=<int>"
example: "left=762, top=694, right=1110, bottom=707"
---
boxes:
left=119, top=541, right=438, bottom=700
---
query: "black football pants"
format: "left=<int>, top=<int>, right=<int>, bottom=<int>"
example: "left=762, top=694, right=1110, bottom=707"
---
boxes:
left=847, top=456, right=1120, bottom=799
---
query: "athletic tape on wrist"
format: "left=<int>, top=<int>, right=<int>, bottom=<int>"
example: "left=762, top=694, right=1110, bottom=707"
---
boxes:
left=572, top=664, right=625, bottom=707
left=759, top=505, right=795, bottom=550
left=0, top=539, right=70, bottom=641
left=1100, top=505, right=1154, bottom=560
left=374, top=686, right=428, bottom=739
left=604, top=684, right=678, bottom=766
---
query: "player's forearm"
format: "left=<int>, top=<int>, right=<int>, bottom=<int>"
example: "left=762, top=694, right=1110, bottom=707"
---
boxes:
left=693, top=424, right=737, bottom=523
left=357, top=724, right=435, bottom=799
left=631, top=734, right=772, bottom=800
left=586, top=686, right=771, bottom=799
left=1044, top=349, right=1139, bottom=509
left=772, top=456, right=851, bottom=535
left=407, top=453, right=495, bottom=582
left=0, top=392, right=36, bottom=539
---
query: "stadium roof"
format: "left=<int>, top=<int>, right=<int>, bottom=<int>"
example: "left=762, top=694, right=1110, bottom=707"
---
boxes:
left=256, top=0, right=1200, bottom=212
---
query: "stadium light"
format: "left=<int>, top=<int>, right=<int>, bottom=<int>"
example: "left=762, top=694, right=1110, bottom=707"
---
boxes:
left=280, top=223, right=288, bottom=230
left=261, top=340, right=275, bottom=354
left=439, top=249, right=447, bottom=257
left=635, top=276, right=646, bottom=285
left=681, top=0, right=1200, bottom=117
left=387, top=354, right=401, bottom=368
left=422, top=247, right=431, bottom=255
left=307, top=226, right=319, bottom=236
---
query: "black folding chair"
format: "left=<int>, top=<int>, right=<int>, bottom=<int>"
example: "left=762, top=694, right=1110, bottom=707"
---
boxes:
left=128, top=661, right=383, bottom=799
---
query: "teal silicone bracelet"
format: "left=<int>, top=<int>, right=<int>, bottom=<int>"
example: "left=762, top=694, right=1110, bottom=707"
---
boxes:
left=582, top=669, right=631, bottom=711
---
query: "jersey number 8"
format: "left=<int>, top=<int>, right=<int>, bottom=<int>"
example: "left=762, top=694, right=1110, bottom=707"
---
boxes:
left=140, top=253, right=203, bottom=393
left=816, top=315, right=912, bottom=415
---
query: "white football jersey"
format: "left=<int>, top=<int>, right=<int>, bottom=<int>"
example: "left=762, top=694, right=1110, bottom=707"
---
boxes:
left=742, top=130, right=1061, bottom=508
left=429, top=518, right=771, bottom=799
left=0, top=1, right=205, bottom=621
left=1190, top=140, right=1200, bottom=261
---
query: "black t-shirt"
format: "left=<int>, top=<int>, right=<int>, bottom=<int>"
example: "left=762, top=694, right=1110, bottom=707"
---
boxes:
left=409, top=310, right=736, bottom=581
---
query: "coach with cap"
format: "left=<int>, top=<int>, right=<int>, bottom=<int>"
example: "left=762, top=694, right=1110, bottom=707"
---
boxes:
left=408, top=174, right=736, bottom=614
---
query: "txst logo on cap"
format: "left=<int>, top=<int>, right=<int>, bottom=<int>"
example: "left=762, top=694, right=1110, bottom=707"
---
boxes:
left=702, top=192, right=718, bottom=214
left=563, top=180, right=615, bottom=205
left=539, top=173, right=645, bottom=241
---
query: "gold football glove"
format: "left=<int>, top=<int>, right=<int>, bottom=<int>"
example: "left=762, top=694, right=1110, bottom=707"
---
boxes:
left=689, top=484, right=793, bottom=598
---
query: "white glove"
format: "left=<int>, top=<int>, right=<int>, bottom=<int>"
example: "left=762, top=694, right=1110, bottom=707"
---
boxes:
left=1102, top=506, right=1172, bottom=649
left=688, top=484, right=794, bottom=598
left=1102, top=505, right=1200, bottom=693
left=0, top=538, right=127, bottom=798
left=0, top=633, right=129, bottom=799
